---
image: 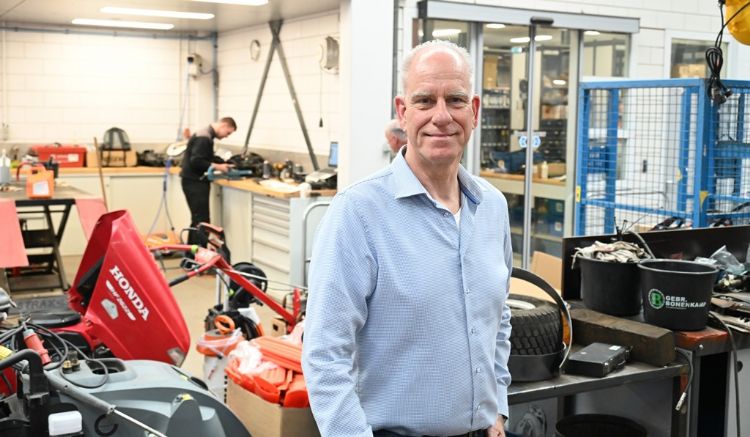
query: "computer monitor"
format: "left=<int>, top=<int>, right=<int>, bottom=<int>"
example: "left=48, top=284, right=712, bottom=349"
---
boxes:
left=328, top=141, right=338, bottom=168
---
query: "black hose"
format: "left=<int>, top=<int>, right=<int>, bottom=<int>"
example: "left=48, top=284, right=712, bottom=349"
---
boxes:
left=0, top=349, right=47, bottom=395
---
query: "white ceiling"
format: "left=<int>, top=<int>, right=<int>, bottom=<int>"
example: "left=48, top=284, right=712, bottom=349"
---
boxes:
left=0, top=0, right=341, bottom=34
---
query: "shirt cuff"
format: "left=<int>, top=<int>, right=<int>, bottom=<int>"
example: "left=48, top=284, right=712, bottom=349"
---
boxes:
left=496, top=382, right=509, bottom=418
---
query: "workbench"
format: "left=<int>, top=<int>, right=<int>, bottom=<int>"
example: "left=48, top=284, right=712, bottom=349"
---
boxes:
left=508, top=353, right=686, bottom=436
left=55, top=167, right=335, bottom=297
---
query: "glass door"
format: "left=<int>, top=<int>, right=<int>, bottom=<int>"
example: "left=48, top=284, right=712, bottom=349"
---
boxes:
left=479, top=24, right=574, bottom=266
left=418, top=19, right=576, bottom=266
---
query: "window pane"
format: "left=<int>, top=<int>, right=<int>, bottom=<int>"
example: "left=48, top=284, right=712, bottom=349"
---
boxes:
left=670, top=39, right=727, bottom=78
left=420, top=20, right=470, bottom=48
left=582, top=31, right=629, bottom=77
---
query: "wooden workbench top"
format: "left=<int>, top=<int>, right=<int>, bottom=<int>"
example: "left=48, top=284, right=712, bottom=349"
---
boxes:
left=480, top=170, right=566, bottom=186
left=56, top=166, right=335, bottom=199
left=58, top=166, right=168, bottom=175
left=214, top=177, right=336, bottom=199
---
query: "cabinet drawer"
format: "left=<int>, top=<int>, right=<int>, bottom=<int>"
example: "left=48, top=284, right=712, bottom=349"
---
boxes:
left=252, top=241, right=290, bottom=274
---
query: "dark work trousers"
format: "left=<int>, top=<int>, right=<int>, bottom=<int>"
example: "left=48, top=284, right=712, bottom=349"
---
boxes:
left=373, top=430, right=491, bottom=437
left=181, top=177, right=210, bottom=249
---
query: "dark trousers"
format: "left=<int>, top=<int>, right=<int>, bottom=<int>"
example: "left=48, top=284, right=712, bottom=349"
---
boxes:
left=373, top=430, right=487, bottom=437
left=181, top=177, right=210, bottom=248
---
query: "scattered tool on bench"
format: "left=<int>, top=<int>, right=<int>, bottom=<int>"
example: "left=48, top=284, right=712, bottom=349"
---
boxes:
left=204, top=165, right=255, bottom=181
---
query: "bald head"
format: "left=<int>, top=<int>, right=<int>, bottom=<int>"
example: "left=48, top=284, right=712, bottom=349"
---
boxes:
left=400, top=40, right=474, bottom=94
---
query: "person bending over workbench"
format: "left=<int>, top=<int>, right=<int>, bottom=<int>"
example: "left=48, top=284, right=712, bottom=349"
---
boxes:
left=180, top=117, right=236, bottom=248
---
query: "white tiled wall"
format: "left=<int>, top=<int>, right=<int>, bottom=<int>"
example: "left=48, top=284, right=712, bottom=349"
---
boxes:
left=403, top=0, right=750, bottom=79
left=0, top=30, right=213, bottom=145
left=216, top=10, right=340, bottom=158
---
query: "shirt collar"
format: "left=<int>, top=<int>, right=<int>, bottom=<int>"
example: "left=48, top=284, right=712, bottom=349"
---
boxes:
left=207, top=125, right=217, bottom=140
left=391, top=147, right=483, bottom=205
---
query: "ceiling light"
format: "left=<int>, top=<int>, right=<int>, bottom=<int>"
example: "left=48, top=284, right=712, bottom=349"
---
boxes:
left=191, top=0, right=268, bottom=5
left=432, top=28, right=462, bottom=37
left=584, top=30, right=601, bottom=36
left=72, top=18, right=174, bottom=30
left=553, top=79, right=567, bottom=86
left=487, top=23, right=506, bottom=29
left=101, top=7, right=214, bottom=20
left=509, top=35, right=553, bottom=43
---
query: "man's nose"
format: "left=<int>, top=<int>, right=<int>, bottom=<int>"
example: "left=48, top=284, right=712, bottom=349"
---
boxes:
left=431, top=99, right=452, bottom=125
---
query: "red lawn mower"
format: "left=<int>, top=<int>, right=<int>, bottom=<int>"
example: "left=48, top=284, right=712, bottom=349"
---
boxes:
left=24, top=209, right=304, bottom=366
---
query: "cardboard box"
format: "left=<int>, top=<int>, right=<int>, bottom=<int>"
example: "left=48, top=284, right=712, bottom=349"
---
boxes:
left=510, top=252, right=562, bottom=302
left=270, top=316, right=287, bottom=337
left=86, top=149, right=137, bottom=167
left=226, top=379, right=319, bottom=437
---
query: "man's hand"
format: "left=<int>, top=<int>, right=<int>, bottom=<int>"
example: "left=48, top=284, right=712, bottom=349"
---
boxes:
left=213, top=163, right=233, bottom=173
left=487, top=415, right=506, bottom=437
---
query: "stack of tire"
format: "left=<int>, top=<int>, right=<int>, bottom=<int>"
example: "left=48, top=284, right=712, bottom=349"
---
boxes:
left=507, top=269, right=566, bottom=382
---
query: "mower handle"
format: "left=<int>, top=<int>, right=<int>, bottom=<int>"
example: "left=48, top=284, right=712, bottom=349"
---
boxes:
left=168, top=274, right=191, bottom=287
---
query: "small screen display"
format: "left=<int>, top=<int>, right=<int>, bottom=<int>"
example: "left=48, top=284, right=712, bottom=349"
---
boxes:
left=328, top=142, right=338, bottom=168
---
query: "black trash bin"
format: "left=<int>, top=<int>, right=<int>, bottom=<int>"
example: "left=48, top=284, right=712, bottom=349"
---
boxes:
left=579, top=257, right=641, bottom=316
left=556, top=414, right=647, bottom=437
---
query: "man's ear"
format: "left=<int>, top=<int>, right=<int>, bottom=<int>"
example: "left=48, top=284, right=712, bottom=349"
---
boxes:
left=395, top=95, right=407, bottom=130
left=471, top=95, right=480, bottom=128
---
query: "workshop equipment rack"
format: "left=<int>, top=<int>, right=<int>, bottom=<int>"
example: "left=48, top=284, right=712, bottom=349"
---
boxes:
left=575, top=79, right=750, bottom=235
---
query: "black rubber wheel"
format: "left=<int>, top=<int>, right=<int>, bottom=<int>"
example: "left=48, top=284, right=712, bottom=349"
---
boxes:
left=228, top=262, right=268, bottom=309
left=508, top=294, right=562, bottom=356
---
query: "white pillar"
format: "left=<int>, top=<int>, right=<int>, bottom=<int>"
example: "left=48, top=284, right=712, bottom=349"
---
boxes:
left=338, top=0, right=394, bottom=189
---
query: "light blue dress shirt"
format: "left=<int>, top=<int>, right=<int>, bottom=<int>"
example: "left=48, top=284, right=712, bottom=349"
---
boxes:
left=302, top=150, right=513, bottom=436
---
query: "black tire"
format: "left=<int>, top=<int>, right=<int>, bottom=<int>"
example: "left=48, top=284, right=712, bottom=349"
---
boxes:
left=228, top=262, right=268, bottom=309
left=508, top=294, right=562, bottom=356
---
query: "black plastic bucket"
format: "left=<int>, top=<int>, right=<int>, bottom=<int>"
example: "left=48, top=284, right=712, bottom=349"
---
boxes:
left=639, top=259, right=718, bottom=331
left=578, top=257, right=641, bottom=316
left=556, top=414, right=647, bottom=437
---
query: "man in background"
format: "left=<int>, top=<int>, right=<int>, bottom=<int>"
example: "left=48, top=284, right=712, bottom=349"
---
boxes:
left=180, top=117, right=236, bottom=248
left=384, top=118, right=407, bottom=153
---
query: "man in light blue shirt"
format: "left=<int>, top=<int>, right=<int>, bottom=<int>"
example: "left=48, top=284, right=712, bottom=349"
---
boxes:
left=302, top=40, right=512, bottom=437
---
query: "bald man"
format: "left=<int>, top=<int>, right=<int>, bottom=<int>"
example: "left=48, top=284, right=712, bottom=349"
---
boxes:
left=303, top=40, right=512, bottom=437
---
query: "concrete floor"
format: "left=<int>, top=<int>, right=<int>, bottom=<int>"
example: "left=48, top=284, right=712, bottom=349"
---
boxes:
left=58, top=255, right=277, bottom=380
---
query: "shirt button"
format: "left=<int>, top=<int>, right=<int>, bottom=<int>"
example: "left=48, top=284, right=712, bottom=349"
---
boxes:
left=471, top=327, right=477, bottom=334
left=465, top=289, right=470, bottom=295
left=443, top=211, right=450, bottom=217
left=475, top=367, right=481, bottom=374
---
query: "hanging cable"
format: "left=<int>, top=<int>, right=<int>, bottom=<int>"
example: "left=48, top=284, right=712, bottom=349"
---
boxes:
left=674, top=349, right=694, bottom=411
left=707, top=0, right=750, bottom=105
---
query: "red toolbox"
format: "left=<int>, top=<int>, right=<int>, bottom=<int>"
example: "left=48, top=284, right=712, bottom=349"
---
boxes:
left=31, top=143, right=87, bottom=167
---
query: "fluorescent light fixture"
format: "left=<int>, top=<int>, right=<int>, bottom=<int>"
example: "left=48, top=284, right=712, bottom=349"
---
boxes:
left=487, top=23, right=505, bottom=29
left=509, top=35, right=553, bottom=43
left=553, top=79, right=567, bottom=86
left=584, top=30, right=601, bottom=36
left=192, top=0, right=268, bottom=5
left=101, top=7, right=214, bottom=20
left=432, top=28, right=462, bottom=37
left=72, top=18, right=174, bottom=30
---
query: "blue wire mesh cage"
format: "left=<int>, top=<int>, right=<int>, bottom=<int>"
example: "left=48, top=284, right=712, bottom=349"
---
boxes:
left=575, top=79, right=750, bottom=236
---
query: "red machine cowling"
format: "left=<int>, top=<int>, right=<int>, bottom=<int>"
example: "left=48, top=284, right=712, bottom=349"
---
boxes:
left=63, top=210, right=190, bottom=365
